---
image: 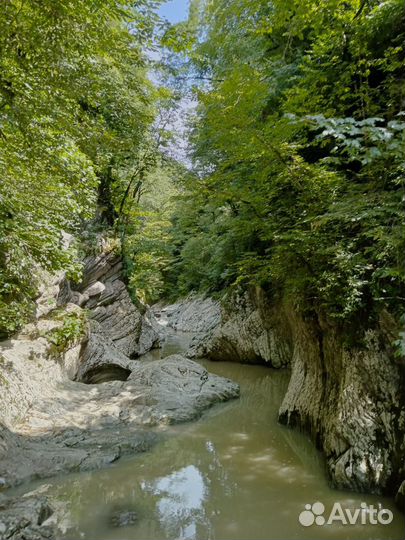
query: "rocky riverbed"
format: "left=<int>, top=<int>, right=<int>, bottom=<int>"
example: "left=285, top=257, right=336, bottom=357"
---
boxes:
left=1, top=253, right=404, bottom=539
left=164, top=289, right=405, bottom=509
left=0, top=253, right=239, bottom=539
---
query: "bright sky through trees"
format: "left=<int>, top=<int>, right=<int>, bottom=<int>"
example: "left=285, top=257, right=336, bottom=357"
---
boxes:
left=1, top=0, right=404, bottom=335
left=159, top=0, right=189, bottom=23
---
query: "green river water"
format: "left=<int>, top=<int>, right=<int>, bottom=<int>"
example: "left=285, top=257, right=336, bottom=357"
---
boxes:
left=11, top=332, right=405, bottom=540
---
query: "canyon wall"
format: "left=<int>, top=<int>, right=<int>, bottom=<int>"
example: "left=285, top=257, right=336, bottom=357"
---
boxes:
left=177, top=289, right=405, bottom=508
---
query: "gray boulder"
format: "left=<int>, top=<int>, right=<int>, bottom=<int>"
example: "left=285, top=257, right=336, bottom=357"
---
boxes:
left=165, top=296, right=221, bottom=333
left=178, top=289, right=291, bottom=368
left=0, top=337, right=239, bottom=488
left=0, top=490, right=55, bottom=540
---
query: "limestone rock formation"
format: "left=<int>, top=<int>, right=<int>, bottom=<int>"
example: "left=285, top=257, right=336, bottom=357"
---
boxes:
left=126, top=355, right=239, bottom=425
left=167, top=290, right=405, bottom=504
left=177, top=289, right=291, bottom=368
left=0, top=342, right=238, bottom=491
left=165, top=296, right=221, bottom=333
left=0, top=250, right=240, bottom=504
left=59, top=251, right=160, bottom=369
left=277, top=309, right=405, bottom=499
left=0, top=489, right=56, bottom=540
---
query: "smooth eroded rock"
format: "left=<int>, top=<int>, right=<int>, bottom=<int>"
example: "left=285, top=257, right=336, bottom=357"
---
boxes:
left=0, top=348, right=239, bottom=488
left=278, top=309, right=405, bottom=496
left=165, top=296, right=221, bottom=333
left=175, top=289, right=292, bottom=368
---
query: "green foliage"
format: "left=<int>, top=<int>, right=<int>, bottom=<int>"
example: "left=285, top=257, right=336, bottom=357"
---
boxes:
left=0, top=0, right=160, bottom=336
left=165, top=0, right=405, bottom=327
left=1, top=0, right=404, bottom=338
left=44, top=309, right=87, bottom=355
left=121, top=160, right=186, bottom=304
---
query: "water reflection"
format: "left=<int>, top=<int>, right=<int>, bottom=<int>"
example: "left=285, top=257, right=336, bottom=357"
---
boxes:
left=9, top=331, right=405, bottom=540
left=140, top=330, right=195, bottom=362
left=142, top=465, right=207, bottom=539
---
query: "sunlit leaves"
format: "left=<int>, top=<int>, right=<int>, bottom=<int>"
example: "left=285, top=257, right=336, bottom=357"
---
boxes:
left=166, top=0, right=405, bottom=326
left=0, top=0, right=158, bottom=336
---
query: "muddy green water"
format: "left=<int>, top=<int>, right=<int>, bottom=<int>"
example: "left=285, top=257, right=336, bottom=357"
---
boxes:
left=16, top=333, right=405, bottom=540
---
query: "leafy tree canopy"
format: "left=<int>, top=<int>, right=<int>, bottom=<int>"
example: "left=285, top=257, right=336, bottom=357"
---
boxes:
left=0, top=0, right=162, bottom=336
left=164, top=0, right=405, bottom=329
left=1, top=0, right=404, bottom=338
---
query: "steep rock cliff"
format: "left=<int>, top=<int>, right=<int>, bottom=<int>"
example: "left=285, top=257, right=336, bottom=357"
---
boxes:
left=184, top=289, right=291, bottom=368
left=179, top=289, right=405, bottom=506
left=58, top=250, right=160, bottom=381
left=277, top=308, right=405, bottom=505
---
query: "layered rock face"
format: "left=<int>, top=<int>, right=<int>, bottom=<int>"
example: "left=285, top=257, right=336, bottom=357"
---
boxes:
left=0, top=489, right=55, bottom=540
left=175, top=289, right=404, bottom=506
left=277, top=309, right=405, bottom=504
left=58, top=251, right=161, bottom=381
left=181, top=289, right=291, bottom=368
left=164, top=296, right=221, bottom=333
left=0, top=251, right=240, bottom=539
